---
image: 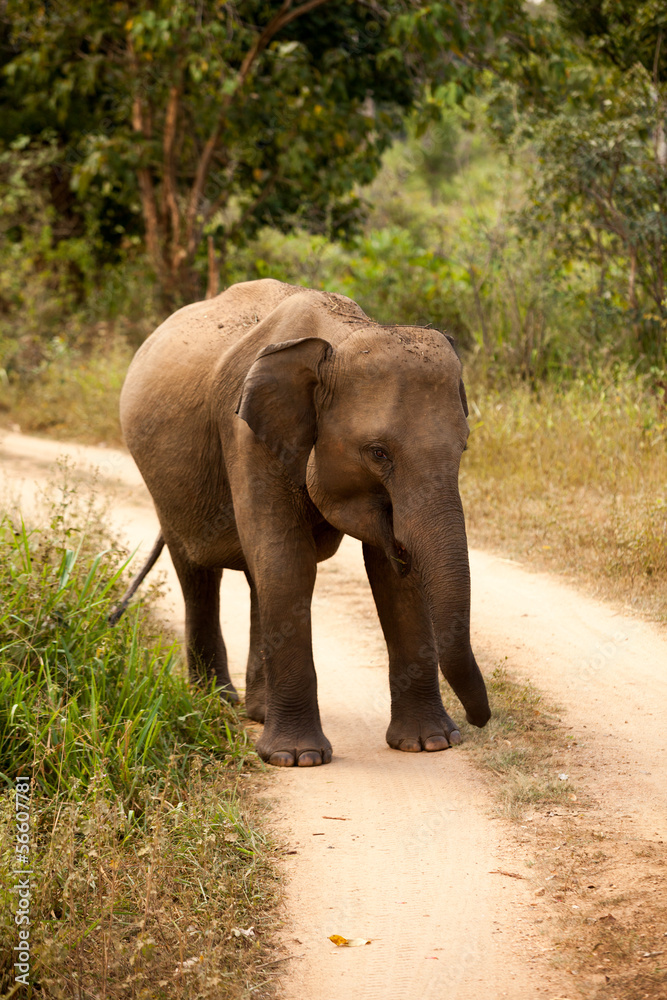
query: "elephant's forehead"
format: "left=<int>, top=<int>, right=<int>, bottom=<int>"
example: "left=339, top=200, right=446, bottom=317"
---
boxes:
left=337, top=328, right=459, bottom=395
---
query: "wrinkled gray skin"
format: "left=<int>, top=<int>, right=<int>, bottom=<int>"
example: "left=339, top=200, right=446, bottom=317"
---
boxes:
left=120, top=279, right=490, bottom=766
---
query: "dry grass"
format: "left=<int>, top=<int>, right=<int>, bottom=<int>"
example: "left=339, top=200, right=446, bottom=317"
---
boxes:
left=0, top=770, right=281, bottom=1000
left=453, top=665, right=667, bottom=998
left=461, top=365, right=667, bottom=622
left=1, top=337, right=132, bottom=445
left=454, top=663, right=578, bottom=821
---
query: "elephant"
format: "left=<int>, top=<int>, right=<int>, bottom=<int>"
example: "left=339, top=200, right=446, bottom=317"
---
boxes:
left=118, top=278, right=491, bottom=766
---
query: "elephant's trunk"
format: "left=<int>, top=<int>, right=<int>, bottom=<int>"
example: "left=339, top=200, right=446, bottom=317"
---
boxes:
left=392, top=478, right=491, bottom=728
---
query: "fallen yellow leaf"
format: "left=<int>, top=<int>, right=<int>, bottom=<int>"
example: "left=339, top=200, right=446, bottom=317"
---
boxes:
left=329, top=935, right=371, bottom=947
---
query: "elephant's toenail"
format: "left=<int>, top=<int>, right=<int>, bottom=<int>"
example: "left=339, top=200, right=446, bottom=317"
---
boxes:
left=424, top=735, right=449, bottom=751
left=449, top=730, right=462, bottom=745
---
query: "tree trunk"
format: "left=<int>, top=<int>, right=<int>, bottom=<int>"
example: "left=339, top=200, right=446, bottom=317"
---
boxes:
left=206, top=236, right=219, bottom=299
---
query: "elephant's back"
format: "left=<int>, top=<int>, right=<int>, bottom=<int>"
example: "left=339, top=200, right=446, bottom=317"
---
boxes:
left=126, top=279, right=298, bottom=382
left=120, top=280, right=298, bottom=436
left=151, top=278, right=300, bottom=350
left=118, top=280, right=301, bottom=515
left=117, top=278, right=367, bottom=562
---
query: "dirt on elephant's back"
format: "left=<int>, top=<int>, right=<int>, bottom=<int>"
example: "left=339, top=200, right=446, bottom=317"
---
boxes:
left=3, top=429, right=667, bottom=1000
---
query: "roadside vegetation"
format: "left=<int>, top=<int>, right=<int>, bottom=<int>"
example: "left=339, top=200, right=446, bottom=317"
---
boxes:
left=455, top=664, right=576, bottom=821
left=0, top=477, right=279, bottom=999
left=454, top=666, right=667, bottom=999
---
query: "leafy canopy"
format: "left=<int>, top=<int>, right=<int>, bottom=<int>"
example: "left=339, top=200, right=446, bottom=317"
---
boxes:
left=0, top=0, right=545, bottom=304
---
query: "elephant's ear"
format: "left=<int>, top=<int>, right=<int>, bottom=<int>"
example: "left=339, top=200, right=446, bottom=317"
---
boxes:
left=458, top=377, right=469, bottom=418
left=443, top=333, right=469, bottom=418
left=236, top=337, right=333, bottom=484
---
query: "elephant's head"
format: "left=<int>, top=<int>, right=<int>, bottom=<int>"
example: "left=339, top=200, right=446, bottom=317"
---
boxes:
left=237, top=301, right=490, bottom=728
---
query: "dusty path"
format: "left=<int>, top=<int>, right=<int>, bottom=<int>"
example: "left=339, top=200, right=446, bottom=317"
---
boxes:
left=2, top=430, right=666, bottom=999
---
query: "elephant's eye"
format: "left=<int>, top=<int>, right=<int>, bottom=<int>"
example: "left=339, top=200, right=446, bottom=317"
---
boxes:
left=372, top=447, right=390, bottom=461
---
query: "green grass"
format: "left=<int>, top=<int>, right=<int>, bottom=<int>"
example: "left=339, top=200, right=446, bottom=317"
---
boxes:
left=0, top=514, right=247, bottom=804
left=0, top=488, right=280, bottom=999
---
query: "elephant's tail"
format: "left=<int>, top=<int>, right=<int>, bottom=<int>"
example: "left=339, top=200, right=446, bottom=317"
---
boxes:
left=108, top=533, right=165, bottom=625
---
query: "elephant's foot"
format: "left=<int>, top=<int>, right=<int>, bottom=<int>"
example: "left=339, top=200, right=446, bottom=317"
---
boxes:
left=256, top=720, right=332, bottom=767
left=244, top=666, right=267, bottom=723
left=244, top=691, right=266, bottom=723
left=386, top=707, right=461, bottom=753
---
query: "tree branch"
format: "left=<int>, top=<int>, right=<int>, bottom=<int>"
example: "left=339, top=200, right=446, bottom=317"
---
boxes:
left=129, top=43, right=163, bottom=279
left=583, top=184, right=632, bottom=245
left=184, top=0, right=332, bottom=254
left=236, top=0, right=332, bottom=86
left=163, top=82, right=182, bottom=257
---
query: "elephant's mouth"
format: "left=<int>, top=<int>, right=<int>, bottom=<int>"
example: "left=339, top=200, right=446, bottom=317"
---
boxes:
left=389, top=539, right=412, bottom=578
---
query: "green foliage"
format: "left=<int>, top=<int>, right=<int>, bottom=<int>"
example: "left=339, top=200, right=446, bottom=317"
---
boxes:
left=554, top=0, right=667, bottom=78
left=0, top=0, right=421, bottom=304
left=1, top=0, right=666, bottom=403
left=0, top=502, right=251, bottom=810
left=227, top=120, right=637, bottom=380
left=0, top=0, right=555, bottom=309
left=525, top=60, right=667, bottom=357
left=483, top=1, right=667, bottom=362
left=0, top=489, right=276, bottom=999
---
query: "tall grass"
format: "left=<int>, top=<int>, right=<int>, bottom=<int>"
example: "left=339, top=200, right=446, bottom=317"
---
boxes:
left=2, top=336, right=134, bottom=442
left=0, top=514, right=246, bottom=805
left=0, top=491, right=279, bottom=998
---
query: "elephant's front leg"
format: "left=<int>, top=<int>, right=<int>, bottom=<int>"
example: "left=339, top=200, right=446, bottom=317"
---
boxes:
left=248, top=539, right=331, bottom=767
left=244, top=573, right=267, bottom=723
left=363, top=543, right=462, bottom=752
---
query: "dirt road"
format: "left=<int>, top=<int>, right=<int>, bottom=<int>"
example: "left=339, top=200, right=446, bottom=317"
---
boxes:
left=2, top=430, right=666, bottom=999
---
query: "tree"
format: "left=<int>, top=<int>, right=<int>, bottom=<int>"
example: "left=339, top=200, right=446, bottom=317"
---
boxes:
left=530, top=2, right=667, bottom=356
left=1, top=0, right=549, bottom=308
left=472, top=2, right=667, bottom=359
left=3, top=1, right=418, bottom=305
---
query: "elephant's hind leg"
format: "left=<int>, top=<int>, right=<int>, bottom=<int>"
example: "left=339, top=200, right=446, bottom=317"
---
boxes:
left=168, top=543, right=238, bottom=702
left=363, top=543, right=461, bottom=752
left=244, top=573, right=266, bottom=722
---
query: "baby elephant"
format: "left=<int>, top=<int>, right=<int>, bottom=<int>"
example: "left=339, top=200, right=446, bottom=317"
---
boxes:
left=119, top=279, right=490, bottom=766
